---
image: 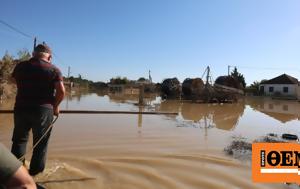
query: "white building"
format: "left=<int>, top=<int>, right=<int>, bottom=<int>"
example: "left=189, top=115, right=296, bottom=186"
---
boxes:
left=259, top=74, right=300, bottom=100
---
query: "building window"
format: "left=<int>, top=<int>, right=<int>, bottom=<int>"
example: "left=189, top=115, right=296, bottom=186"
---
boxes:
left=283, top=87, right=288, bottom=93
left=283, top=105, right=288, bottom=111
left=268, top=104, right=274, bottom=110
left=269, top=86, right=274, bottom=92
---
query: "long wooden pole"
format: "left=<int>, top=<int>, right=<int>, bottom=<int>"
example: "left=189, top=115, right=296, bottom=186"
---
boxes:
left=0, top=110, right=178, bottom=115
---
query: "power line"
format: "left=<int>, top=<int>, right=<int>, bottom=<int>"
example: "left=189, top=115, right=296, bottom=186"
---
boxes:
left=238, top=66, right=299, bottom=71
left=0, top=19, right=69, bottom=72
left=0, top=19, right=33, bottom=39
left=229, top=65, right=300, bottom=72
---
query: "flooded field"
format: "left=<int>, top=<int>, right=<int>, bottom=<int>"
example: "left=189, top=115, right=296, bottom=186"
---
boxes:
left=1, top=92, right=300, bottom=189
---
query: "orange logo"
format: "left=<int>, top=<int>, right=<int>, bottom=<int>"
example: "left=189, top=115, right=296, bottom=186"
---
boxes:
left=252, top=143, right=300, bottom=184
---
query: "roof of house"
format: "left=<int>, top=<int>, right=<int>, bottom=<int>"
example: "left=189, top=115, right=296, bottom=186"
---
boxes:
left=261, top=74, right=299, bottom=85
left=260, top=111, right=297, bottom=123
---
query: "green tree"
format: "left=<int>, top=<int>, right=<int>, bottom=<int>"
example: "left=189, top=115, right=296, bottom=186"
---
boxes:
left=231, top=67, right=246, bottom=88
left=0, top=61, right=3, bottom=80
left=137, top=77, right=146, bottom=82
left=247, top=79, right=267, bottom=95
left=2, top=51, right=14, bottom=63
left=110, top=76, right=129, bottom=85
left=249, top=81, right=260, bottom=90
left=17, top=49, right=31, bottom=61
left=69, top=76, right=74, bottom=82
left=1, top=52, right=15, bottom=80
left=248, top=81, right=260, bottom=95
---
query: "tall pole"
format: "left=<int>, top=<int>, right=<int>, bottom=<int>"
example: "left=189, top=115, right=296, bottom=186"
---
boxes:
left=206, top=66, right=210, bottom=86
left=228, top=65, right=230, bottom=76
left=67, top=66, right=71, bottom=78
left=148, top=70, right=152, bottom=83
left=33, top=37, right=37, bottom=51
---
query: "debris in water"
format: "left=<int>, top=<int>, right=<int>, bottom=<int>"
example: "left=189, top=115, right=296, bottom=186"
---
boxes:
left=282, top=134, right=299, bottom=141
left=224, top=139, right=252, bottom=161
left=224, top=133, right=299, bottom=161
left=161, top=78, right=181, bottom=99
left=175, top=119, right=215, bottom=129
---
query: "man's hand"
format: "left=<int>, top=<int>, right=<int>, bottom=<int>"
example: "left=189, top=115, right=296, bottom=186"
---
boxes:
left=54, top=106, right=60, bottom=116
left=53, top=81, right=65, bottom=116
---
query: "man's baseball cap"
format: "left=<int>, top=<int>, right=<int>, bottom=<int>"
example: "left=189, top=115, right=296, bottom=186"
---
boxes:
left=34, top=44, right=52, bottom=54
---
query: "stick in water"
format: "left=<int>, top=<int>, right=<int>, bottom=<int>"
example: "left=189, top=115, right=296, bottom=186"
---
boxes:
left=0, top=110, right=178, bottom=115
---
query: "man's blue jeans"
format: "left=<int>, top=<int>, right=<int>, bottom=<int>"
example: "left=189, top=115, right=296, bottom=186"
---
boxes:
left=11, top=106, right=53, bottom=176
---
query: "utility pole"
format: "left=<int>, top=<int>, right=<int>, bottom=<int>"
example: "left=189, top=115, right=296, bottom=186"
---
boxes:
left=228, top=65, right=236, bottom=76
left=33, top=37, right=37, bottom=51
left=228, top=65, right=232, bottom=76
left=228, top=65, right=230, bottom=76
left=148, top=70, right=152, bottom=83
left=67, top=66, right=71, bottom=78
left=206, top=66, right=210, bottom=86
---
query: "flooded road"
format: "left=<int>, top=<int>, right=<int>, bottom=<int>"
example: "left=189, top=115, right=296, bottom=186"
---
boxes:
left=1, top=92, right=299, bottom=189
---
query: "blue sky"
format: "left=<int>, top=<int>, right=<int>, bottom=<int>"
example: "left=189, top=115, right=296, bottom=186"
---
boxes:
left=0, top=0, right=299, bottom=85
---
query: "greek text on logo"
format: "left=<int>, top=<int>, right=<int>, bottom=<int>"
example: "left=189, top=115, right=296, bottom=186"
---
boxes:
left=252, top=143, right=300, bottom=184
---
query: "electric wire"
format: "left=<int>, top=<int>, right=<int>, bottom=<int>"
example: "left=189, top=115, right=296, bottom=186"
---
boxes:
left=0, top=19, right=69, bottom=74
left=0, top=19, right=33, bottom=39
left=1, top=19, right=299, bottom=80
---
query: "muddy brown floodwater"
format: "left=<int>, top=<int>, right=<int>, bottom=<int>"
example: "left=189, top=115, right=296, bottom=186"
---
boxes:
left=1, top=92, right=299, bottom=189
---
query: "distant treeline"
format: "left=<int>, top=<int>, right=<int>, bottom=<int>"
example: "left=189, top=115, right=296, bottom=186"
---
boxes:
left=0, top=49, right=31, bottom=82
left=1, top=49, right=263, bottom=96
left=65, top=76, right=153, bottom=90
left=65, top=75, right=108, bottom=90
left=0, top=49, right=153, bottom=91
left=0, top=49, right=31, bottom=99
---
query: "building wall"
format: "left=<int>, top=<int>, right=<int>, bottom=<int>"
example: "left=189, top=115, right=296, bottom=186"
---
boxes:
left=124, top=88, right=140, bottom=95
left=297, top=85, right=300, bottom=100
left=260, top=84, right=297, bottom=97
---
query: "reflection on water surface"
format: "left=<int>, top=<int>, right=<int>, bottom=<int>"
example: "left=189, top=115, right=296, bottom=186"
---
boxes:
left=0, top=92, right=299, bottom=189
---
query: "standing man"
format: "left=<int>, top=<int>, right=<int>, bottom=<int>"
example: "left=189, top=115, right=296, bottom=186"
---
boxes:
left=11, top=44, right=65, bottom=176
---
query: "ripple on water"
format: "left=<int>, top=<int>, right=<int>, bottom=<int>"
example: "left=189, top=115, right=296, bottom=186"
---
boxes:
left=34, top=155, right=284, bottom=189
